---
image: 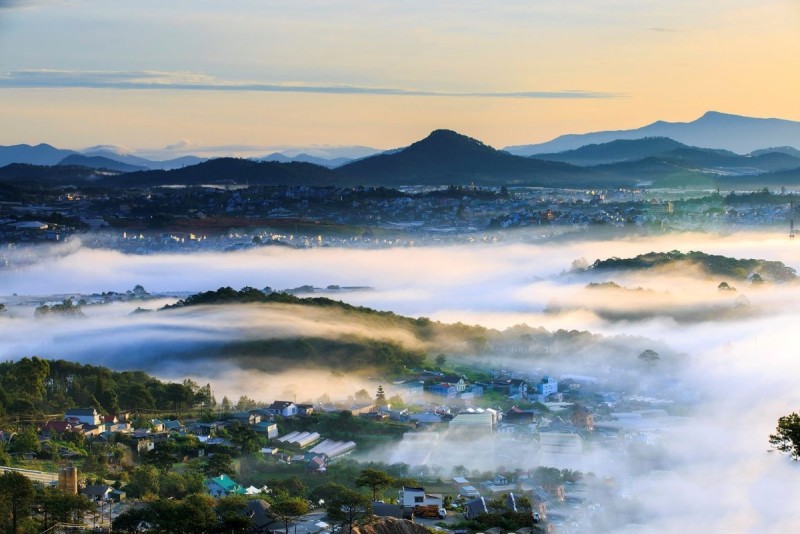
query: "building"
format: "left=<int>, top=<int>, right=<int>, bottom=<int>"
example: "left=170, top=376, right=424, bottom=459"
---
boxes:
left=58, top=465, right=78, bottom=495
left=65, top=408, right=101, bottom=426
left=534, top=376, right=558, bottom=402
left=82, top=485, right=114, bottom=502
left=253, top=421, right=279, bottom=439
left=205, top=474, right=246, bottom=497
left=398, top=486, right=443, bottom=517
left=267, top=401, right=298, bottom=417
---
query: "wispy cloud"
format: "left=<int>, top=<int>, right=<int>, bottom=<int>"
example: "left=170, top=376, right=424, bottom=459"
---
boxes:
left=0, top=69, right=626, bottom=99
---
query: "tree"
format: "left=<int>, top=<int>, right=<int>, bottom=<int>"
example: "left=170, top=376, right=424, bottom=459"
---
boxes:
left=215, top=495, right=253, bottom=532
left=354, top=389, right=371, bottom=403
left=355, top=468, right=394, bottom=501
left=375, top=385, right=387, bottom=407
left=271, top=497, right=309, bottom=534
left=129, top=465, right=160, bottom=498
left=144, top=444, right=176, bottom=472
left=221, top=396, right=232, bottom=413
left=770, top=412, right=800, bottom=460
left=326, top=489, right=373, bottom=534
left=638, top=349, right=660, bottom=367
left=228, top=422, right=260, bottom=454
left=9, top=426, right=40, bottom=454
left=39, top=487, right=95, bottom=529
left=0, top=471, right=35, bottom=534
left=203, top=453, right=235, bottom=477
left=435, top=353, right=447, bottom=367
left=718, top=281, right=736, bottom=292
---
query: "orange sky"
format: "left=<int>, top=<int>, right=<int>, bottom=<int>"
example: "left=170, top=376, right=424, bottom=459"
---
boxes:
left=0, top=1, right=798, bottom=153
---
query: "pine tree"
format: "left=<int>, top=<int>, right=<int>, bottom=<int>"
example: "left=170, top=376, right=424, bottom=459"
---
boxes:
left=375, top=385, right=387, bottom=407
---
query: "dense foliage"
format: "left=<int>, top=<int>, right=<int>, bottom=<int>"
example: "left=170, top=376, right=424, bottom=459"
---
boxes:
left=0, top=357, right=214, bottom=418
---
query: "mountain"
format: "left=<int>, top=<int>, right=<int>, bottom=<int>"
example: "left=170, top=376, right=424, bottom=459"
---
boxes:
left=58, top=154, right=147, bottom=173
left=0, top=143, right=77, bottom=166
left=81, top=147, right=205, bottom=170
left=506, top=112, right=800, bottom=156
left=750, top=146, right=800, bottom=158
left=337, top=129, right=603, bottom=187
left=535, top=137, right=691, bottom=166
left=258, top=152, right=354, bottom=168
left=103, top=157, right=346, bottom=188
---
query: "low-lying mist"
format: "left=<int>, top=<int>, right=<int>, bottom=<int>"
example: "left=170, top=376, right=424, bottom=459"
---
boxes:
left=1, top=229, right=799, bottom=531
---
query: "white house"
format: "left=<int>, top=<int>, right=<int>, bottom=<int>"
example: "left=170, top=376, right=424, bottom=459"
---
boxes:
left=398, top=486, right=443, bottom=509
left=65, top=408, right=101, bottom=426
left=267, top=401, right=298, bottom=417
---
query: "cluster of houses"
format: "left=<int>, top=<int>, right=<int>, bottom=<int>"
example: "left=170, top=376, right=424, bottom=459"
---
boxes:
left=38, top=399, right=362, bottom=501
left=389, top=372, right=560, bottom=404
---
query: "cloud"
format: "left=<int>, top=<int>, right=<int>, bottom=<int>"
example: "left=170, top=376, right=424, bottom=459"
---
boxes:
left=3, top=230, right=800, bottom=530
left=163, top=139, right=193, bottom=150
left=0, top=69, right=626, bottom=99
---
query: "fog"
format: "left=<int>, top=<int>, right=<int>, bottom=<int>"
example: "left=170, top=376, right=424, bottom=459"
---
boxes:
left=2, top=230, right=800, bottom=531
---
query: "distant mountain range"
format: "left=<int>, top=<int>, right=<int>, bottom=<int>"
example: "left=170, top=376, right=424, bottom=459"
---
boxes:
left=0, top=143, right=204, bottom=170
left=257, top=152, right=354, bottom=168
left=534, top=137, right=800, bottom=172
left=2, top=112, right=800, bottom=190
left=505, top=111, right=800, bottom=155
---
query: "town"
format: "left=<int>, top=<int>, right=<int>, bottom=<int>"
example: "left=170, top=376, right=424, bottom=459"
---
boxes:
left=1, top=184, right=796, bottom=256
left=0, top=351, right=680, bottom=533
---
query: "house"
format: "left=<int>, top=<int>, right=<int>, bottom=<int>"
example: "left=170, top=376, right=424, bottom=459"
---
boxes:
left=149, top=419, right=165, bottom=432
left=205, top=474, right=246, bottom=497
left=82, top=484, right=114, bottom=502
left=463, top=497, right=488, bottom=519
left=398, top=486, right=443, bottom=517
left=267, top=401, right=298, bottom=417
left=426, top=383, right=458, bottom=398
left=440, top=376, right=468, bottom=392
left=41, top=421, right=76, bottom=435
left=296, top=403, right=314, bottom=416
left=534, top=376, right=559, bottom=402
left=163, top=420, right=183, bottom=432
left=253, top=421, right=279, bottom=439
left=242, top=499, right=273, bottom=533
left=65, top=408, right=101, bottom=426
left=231, top=412, right=261, bottom=425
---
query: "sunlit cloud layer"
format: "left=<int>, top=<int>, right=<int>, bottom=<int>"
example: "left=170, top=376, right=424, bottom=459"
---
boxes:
left=3, top=231, right=800, bottom=529
left=0, top=70, right=624, bottom=100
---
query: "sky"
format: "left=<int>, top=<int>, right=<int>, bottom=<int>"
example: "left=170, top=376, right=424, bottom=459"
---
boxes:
left=0, top=0, right=798, bottom=156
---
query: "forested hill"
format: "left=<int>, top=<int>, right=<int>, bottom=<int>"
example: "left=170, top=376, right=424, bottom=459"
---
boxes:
left=0, top=357, right=213, bottom=419
left=587, top=251, right=797, bottom=282
left=162, top=286, right=483, bottom=340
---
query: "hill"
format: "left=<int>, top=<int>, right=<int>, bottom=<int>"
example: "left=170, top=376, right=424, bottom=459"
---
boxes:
left=338, top=129, right=605, bottom=187
left=506, top=111, right=800, bottom=155
left=58, top=154, right=147, bottom=173
left=103, top=157, right=347, bottom=188
left=587, top=251, right=797, bottom=282
left=0, top=163, right=109, bottom=187
left=0, top=143, right=77, bottom=166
